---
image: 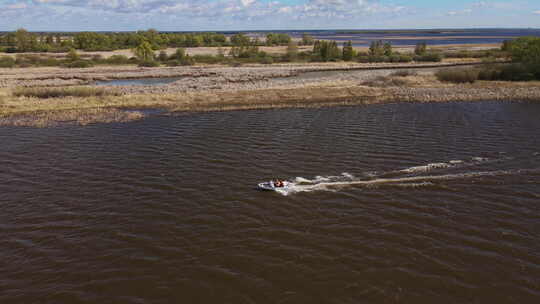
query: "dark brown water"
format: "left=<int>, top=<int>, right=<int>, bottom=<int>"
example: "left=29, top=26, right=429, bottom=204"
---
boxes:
left=1, top=101, right=540, bottom=303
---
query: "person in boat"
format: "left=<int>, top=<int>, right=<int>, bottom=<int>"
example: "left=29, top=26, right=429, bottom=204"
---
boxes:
left=274, top=179, right=284, bottom=188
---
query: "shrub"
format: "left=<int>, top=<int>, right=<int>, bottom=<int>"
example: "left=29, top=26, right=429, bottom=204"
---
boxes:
left=396, top=55, right=413, bottom=63
left=91, top=54, right=103, bottom=62
left=169, top=48, right=186, bottom=60
left=192, top=54, right=226, bottom=64
left=181, top=56, right=195, bottom=66
left=312, top=40, right=341, bottom=62
left=361, top=76, right=408, bottom=87
left=66, top=48, right=80, bottom=61
left=374, top=55, right=390, bottom=63
left=15, top=54, right=41, bottom=65
left=389, top=55, right=401, bottom=63
left=499, top=64, right=536, bottom=81
left=65, top=60, right=93, bottom=68
left=0, top=56, right=16, bottom=68
left=476, top=64, right=538, bottom=81
left=12, top=87, right=117, bottom=98
left=228, top=61, right=243, bottom=67
left=166, top=56, right=194, bottom=66
left=158, top=50, right=168, bottom=62
left=38, top=57, right=61, bottom=67
left=435, top=68, right=478, bottom=83
left=138, top=60, right=160, bottom=67
left=415, top=42, right=427, bottom=55
left=390, top=70, right=417, bottom=77
left=477, top=68, right=502, bottom=81
left=106, top=55, right=130, bottom=65
left=505, top=37, right=540, bottom=65
left=415, top=52, right=443, bottom=62
left=259, top=56, right=274, bottom=64
left=165, top=60, right=182, bottom=67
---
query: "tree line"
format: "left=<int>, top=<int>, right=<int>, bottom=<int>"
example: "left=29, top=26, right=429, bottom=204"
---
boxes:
left=5, top=35, right=531, bottom=70
left=0, top=29, right=315, bottom=53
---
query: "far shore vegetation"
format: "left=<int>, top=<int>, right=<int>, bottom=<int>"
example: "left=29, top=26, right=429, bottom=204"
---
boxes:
left=435, top=37, right=540, bottom=83
left=0, top=28, right=513, bottom=69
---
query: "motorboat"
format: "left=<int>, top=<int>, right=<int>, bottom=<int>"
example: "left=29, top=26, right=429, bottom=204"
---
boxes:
left=258, top=181, right=290, bottom=191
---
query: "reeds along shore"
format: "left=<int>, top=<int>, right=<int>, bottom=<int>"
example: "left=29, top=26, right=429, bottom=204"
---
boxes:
left=1, top=60, right=540, bottom=127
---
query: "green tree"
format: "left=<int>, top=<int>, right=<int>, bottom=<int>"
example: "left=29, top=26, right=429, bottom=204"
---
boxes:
left=415, top=42, right=427, bottom=55
left=286, top=41, right=299, bottom=61
left=301, top=33, right=314, bottom=46
left=230, top=34, right=251, bottom=46
left=507, top=37, right=540, bottom=65
left=15, top=28, right=34, bottom=52
left=342, top=41, right=354, bottom=61
left=313, top=40, right=340, bottom=62
left=383, top=42, right=393, bottom=56
left=66, top=48, right=80, bottom=61
left=132, top=41, right=155, bottom=62
left=369, top=40, right=384, bottom=56
left=505, top=37, right=540, bottom=78
left=170, top=48, right=186, bottom=60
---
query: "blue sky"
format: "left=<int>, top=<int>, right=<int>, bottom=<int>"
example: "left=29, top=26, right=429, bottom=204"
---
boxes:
left=0, top=0, right=539, bottom=31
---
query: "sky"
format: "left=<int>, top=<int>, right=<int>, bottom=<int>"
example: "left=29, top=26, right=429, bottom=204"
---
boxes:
left=0, top=0, right=539, bottom=31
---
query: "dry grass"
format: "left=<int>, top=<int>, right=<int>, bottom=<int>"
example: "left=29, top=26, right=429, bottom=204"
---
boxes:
left=361, top=76, right=409, bottom=87
left=0, top=108, right=144, bottom=127
left=0, top=85, right=384, bottom=127
left=12, top=86, right=119, bottom=98
left=390, top=70, right=418, bottom=77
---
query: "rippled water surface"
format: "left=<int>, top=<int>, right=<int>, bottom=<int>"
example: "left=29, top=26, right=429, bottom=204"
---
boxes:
left=1, top=102, right=540, bottom=303
left=290, top=29, right=540, bottom=47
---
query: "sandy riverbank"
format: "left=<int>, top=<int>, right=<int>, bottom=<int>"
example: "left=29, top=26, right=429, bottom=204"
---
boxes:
left=1, top=61, right=539, bottom=127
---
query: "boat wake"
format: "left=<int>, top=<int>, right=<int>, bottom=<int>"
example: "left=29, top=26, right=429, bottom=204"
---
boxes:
left=274, top=156, right=538, bottom=196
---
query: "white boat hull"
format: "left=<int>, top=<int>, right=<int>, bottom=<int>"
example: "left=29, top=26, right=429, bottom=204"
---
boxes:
left=258, top=181, right=289, bottom=191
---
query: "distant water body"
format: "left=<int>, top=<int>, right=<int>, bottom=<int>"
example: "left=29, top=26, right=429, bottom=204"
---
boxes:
left=1, top=101, right=539, bottom=303
left=286, top=28, right=540, bottom=46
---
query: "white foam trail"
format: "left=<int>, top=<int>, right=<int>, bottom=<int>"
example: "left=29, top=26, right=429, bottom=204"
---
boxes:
left=400, top=162, right=451, bottom=173
left=278, top=169, right=534, bottom=196
left=398, top=156, right=495, bottom=174
left=395, top=182, right=435, bottom=188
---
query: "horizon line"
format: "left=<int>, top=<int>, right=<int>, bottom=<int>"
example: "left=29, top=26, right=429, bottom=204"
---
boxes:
left=2, top=27, right=540, bottom=33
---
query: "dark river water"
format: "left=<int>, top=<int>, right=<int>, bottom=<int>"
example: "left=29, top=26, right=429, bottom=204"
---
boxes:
left=1, top=101, right=540, bottom=303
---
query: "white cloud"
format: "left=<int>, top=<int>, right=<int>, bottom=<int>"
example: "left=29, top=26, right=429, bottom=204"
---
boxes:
left=471, top=1, right=521, bottom=10
left=279, top=6, right=293, bottom=14
left=15, top=0, right=540, bottom=31
left=28, top=0, right=404, bottom=19
left=241, top=0, right=255, bottom=7
left=6, top=3, right=28, bottom=9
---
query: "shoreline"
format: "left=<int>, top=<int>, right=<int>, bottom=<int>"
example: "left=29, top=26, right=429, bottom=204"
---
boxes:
left=2, top=84, right=540, bottom=127
left=2, top=61, right=540, bottom=127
